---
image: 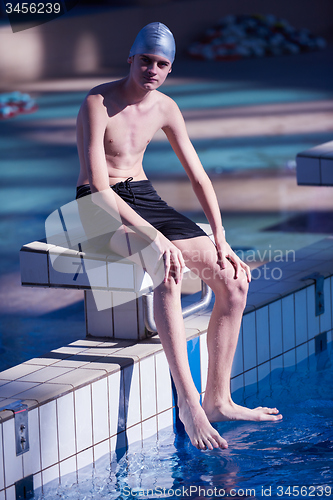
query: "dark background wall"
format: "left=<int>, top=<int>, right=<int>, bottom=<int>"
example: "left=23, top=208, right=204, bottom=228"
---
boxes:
left=1, top=0, right=332, bottom=82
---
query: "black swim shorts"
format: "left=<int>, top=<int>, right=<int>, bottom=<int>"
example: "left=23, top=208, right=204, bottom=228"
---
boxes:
left=76, top=178, right=207, bottom=242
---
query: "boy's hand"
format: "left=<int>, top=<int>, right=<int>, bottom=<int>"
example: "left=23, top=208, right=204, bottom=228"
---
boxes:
left=216, top=239, right=251, bottom=283
left=153, top=234, right=186, bottom=285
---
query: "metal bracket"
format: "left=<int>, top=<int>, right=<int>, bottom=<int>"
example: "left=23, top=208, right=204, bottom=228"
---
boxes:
left=301, top=272, right=325, bottom=316
left=143, top=281, right=212, bottom=333
left=0, top=400, right=30, bottom=455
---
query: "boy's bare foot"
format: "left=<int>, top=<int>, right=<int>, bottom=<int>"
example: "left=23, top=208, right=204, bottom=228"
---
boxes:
left=202, top=399, right=283, bottom=423
left=178, top=400, right=228, bottom=450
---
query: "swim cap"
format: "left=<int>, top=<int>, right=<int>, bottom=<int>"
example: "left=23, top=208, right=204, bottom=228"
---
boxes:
left=129, top=22, right=176, bottom=64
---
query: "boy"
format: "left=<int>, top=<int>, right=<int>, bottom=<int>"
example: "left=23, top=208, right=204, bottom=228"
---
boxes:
left=76, top=22, right=282, bottom=450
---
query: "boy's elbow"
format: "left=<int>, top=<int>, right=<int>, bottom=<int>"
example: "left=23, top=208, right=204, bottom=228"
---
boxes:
left=191, top=171, right=212, bottom=191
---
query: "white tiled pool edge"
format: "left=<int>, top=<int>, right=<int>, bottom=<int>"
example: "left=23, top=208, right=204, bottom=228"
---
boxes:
left=1, top=238, right=333, bottom=498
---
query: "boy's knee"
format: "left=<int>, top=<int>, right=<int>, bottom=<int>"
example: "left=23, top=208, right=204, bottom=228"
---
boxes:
left=214, top=268, right=248, bottom=308
left=228, top=276, right=248, bottom=308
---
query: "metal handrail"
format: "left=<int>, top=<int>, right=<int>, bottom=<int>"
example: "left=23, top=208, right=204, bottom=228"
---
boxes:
left=143, top=281, right=212, bottom=333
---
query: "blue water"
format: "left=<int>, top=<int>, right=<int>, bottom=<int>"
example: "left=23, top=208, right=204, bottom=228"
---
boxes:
left=36, top=345, right=333, bottom=500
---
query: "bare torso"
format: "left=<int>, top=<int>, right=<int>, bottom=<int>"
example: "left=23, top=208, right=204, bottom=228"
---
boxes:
left=76, top=80, right=169, bottom=186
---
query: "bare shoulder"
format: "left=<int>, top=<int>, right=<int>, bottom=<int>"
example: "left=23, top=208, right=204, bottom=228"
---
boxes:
left=156, top=91, right=180, bottom=114
left=155, top=91, right=185, bottom=130
left=81, top=82, right=115, bottom=112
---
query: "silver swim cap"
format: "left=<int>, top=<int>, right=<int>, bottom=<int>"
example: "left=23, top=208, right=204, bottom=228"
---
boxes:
left=129, top=22, right=176, bottom=64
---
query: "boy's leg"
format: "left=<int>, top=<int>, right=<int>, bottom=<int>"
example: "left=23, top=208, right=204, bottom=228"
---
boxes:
left=153, top=278, right=228, bottom=450
left=108, top=227, right=227, bottom=449
left=173, top=235, right=282, bottom=423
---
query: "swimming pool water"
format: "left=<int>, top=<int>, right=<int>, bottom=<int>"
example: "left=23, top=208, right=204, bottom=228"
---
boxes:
left=35, top=344, right=333, bottom=500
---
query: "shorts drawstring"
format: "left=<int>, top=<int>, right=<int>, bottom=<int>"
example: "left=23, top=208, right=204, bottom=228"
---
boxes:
left=113, top=177, right=136, bottom=204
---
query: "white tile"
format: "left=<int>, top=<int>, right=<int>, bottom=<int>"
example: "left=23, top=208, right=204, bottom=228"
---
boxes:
left=77, top=448, right=93, bottom=477
left=295, top=289, right=308, bottom=346
left=199, top=333, right=208, bottom=393
left=155, top=351, right=172, bottom=413
left=19, top=250, right=49, bottom=285
left=112, top=293, right=139, bottom=339
left=126, top=423, right=142, bottom=451
left=74, top=385, right=93, bottom=453
left=0, top=380, right=40, bottom=398
left=39, top=401, right=59, bottom=470
left=92, top=378, right=109, bottom=445
left=48, top=249, right=91, bottom=287
left=34, top=472, right=42, bottom=492
left=231, top=324, right=243, bottom=378
left=108, top=370, right=125, bottom=436
left=282, top=295, right=295, bottom=352
left=270, top=355, right=283, bottom=373
left=86, top=290, right=113, bottom=337
left=0, top=489, right=5, bottom=500
left=0, top=423, right=3, bottom=491
left=57, top=393, right=76, bottom=461
left=19, top=366, right=75, bottom=383
left=4, top=485, right=15, bottom=500
left=2, top=419, right=24, bottom=488
left=283, top=350, right=296, bottom=368
left=94, top=443, right=111, bottom=477
left=296, top=344, right=308, bottom=365
left=269, top=301, right=283, bottom=358
left=140, top=356, right=156, bottom=421
left=83, top=255, right=108, bottom=289
left=0, top=363, right=43, bottom=381
left=41, top=464, right=59, bottom=489
left=308, top=339, right=316, bottom=357
left=107, top=260, right=135, bottom=290
left=142, top=417, right=157, bottom=443
left=306, top=285, right=320, bottom=341
left=157, top=409, right=173, bottom=434
left=256, top=307, right=270, bottom=365
left=242, top=312, right=257, bottom=371
left=93, top=440, right=109, bottom=463
left=124, top=362, right=141, bottom=428
left=23, top=408, right=41, bottom=477
left=230, top=374, right=244, bottom=394
left=258, top=362, right=270, bottom=383
left=244, top=368, right=257, bottom=389
left=59, top=456, right=77, bottom=479
left=319, top=278, right=332, bottom=333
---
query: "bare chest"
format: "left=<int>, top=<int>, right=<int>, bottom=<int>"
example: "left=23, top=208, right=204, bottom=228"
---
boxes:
left=104, top=106, right=162, bottom=157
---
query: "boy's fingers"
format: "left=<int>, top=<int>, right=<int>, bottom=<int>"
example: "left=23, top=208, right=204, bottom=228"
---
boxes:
left=163, top=251, right=171, bottom=282
left=244, top=264, right=251, bottom=282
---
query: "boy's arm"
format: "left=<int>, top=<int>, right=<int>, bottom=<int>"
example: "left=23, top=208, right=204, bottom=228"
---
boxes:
left=162, top=98, right=251, bottom=281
